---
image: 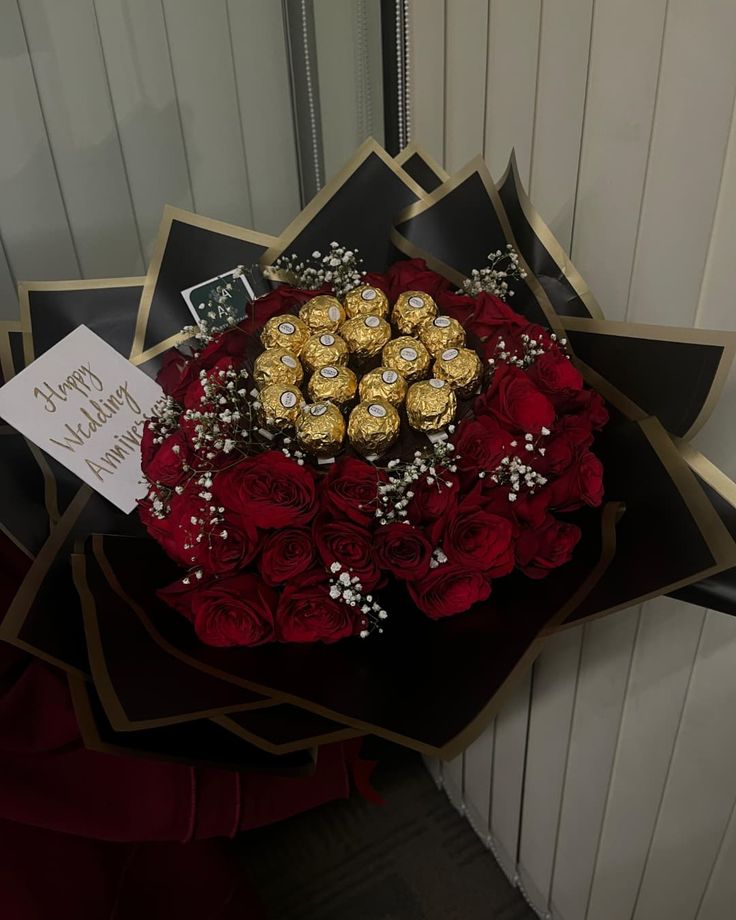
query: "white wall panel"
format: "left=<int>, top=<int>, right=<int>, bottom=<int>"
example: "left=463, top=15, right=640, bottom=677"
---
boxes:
left=550, top=610, right=640, bottom=920
left=586, top=599, right=706, bottom=920
left=411, top=2, right=736, bottom=916
left=443, top=0, right=488, bottom=173
left=407, top=0, right=445, bottom=166
left=94, top=0, right=194, bottom=258
left=527, top=0, right=593, bottom=250
left=490, top=669, right=532, bottom=881
left=626, top=0, right=736, bottom=327
left=160, top=0, right=253, bottom=228
left=17, top=0, right=145, bottom=278
left=517, top=629, right=583, bottom=912
left=0, top=0, right=80, bottom=285
left=483, top=0, right=541, bottom=184
left=0, top=238, right=17, bottom=320
left=569, top=0, right=667, bottom=320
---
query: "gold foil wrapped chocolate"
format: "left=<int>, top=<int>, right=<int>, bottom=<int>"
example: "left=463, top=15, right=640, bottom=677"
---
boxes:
left=300, top=332, right=349, bottom=373
left=252, top=347, right=303, bottom=389
left=433, top=346, right=484, bottom=397
left=258, top=384, right=303, bottom=431
left=418, top=314, right=466, bottom=356
left=406, top=379, right=457, bottom=432
left=344, top=284, right=389, bottom=319
left=307, top=364, right=358, bottom=406
left=295, top=402, right=345, bottom=457
left=347, top=399, right=401, bottom=456
left=340, top=315, right=392, bottom=360
left=260, top=314, right=310, bottom=353
left=358, top=366, right=408, bottom=407
left=382, top=336, right=431, bottom=382
left=298, top=295, right=346, bottom=333
left=391, top=291, right=438, bottom=334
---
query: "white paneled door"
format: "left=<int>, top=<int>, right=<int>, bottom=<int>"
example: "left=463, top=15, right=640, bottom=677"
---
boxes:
left=411, top=1, right=736, bottom=917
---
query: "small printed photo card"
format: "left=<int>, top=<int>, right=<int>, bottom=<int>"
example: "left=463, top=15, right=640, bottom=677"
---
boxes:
left=181, top=268, right=255, bottom=327
left=0, top=325, right=165, bottom=513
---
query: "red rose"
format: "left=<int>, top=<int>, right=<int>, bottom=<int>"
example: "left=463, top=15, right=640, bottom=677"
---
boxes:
left=276, top=571, right=360, bottom=643
left=214, top=451, right=317, bottom=534
left=142, top=429, right=189, bottom=486
left=406, top=471, right=460, bottom=527
left=408, top=565, right=492, bottom=619
left=437, top=290, right=527, bottom=340
left=196, top=323, right=250, bottom=368
left=516, top=516, right=581, bottom=579
left=375, top=522, right=432, bottom=581
left=481, top=484, right=551, bottom=528
left=383, top=259, right=452, bottom=301
left=475, top=363, right=555, bottom=434
left=183, top=356, right=237, bottom=411
left=559, top=389, right=609, bottom=430
left=158, top=572, right=276, bottom=647
left=155, top=347, right=196, bottom=402
left=321, top=456, right=383, bottom=524
left=527, top=351, right=583, bottom=399
left=239, top=284, right=317, bottom=335
left=314, top=517, right=381, bottom=590
left=441, top=493, right=515, bottom=577
left=547, top=450, right=604, bottom=511
left=434, top=290, right=476, bottom=327
left=140, top=491, right=257, bottom=574
left=452, top=415, right=513, bottom=482
left=258, top=527, right=314, bottom=586
left=535, top=428, right=592, bottom=477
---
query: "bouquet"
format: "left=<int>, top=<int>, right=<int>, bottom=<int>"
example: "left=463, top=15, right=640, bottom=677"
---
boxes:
left=140, top=253, right=608, bottom=648
left=3, top=140, right=736, bottom=765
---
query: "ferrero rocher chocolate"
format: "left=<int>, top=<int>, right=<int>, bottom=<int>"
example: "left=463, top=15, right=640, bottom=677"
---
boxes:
left=307, top=364, right=358, bottom=406
left=253, top=347, right=303, bottom=389
left=258, top=384, right=303, bottom=431
left=300, top=332, right=349, bottom=373
left=433, top=346, right=484, bottom=397
left=340, top=315, right=392, bottom=360
left=295, top=402, right=345, bottom=457
left=418, top=314, right=466, bottom=356
left=391, top=290, right=438, bottom=335
left=344, top=284, right=389, bottom=319
left=382, top=336, right=431, bottom=382
left=347, top=399, right=400, bottom=456
left=358, top=366, right=408, bottom=407
left=260, top=314, right=310, bottom=353
left=406, top=379, right=457, bottom=432
left=298, top=295, right=346, bottom=333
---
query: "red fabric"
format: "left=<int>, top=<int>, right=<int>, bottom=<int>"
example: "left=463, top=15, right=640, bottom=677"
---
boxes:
left=0, top=532, right=353, bottom=918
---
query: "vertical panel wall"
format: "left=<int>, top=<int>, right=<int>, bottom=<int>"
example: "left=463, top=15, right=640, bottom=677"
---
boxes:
left=0, top=0, right=383, bottom=321
left=410, top=1, right=736, bottom=917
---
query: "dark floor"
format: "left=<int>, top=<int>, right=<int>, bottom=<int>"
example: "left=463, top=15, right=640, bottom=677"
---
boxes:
left=240, top=744, right=536, bottom=920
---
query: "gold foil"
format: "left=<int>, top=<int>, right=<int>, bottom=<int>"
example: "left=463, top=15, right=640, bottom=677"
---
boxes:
left=382, top=336, right=431, bottom=382
left=299, top=294, right=346, bottom=333
left=418, top=314, right=466, bottom=356
left=300, top=332, right=349, bottom=373
left=344, top=284, right=389, bottom=319
left=307, top=364, right=358, bottom=406
left=260, top=314, right=310, bottom=353
left=405, top=379, right=457, bottom=432
left=340, top=315, right=392, bottom=360
left=258, top=383, right=303, bottom=431
left=295, top=402, right=346, bottom=457
left=252, top=347, right=303, bottom=389
left=358, top=366, right=408, bottom=407
left=347, top=399, right=401, bottom=456
left=391, top=290, right=438, bottom=334
left=433, top=346, right=484, bottom=397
